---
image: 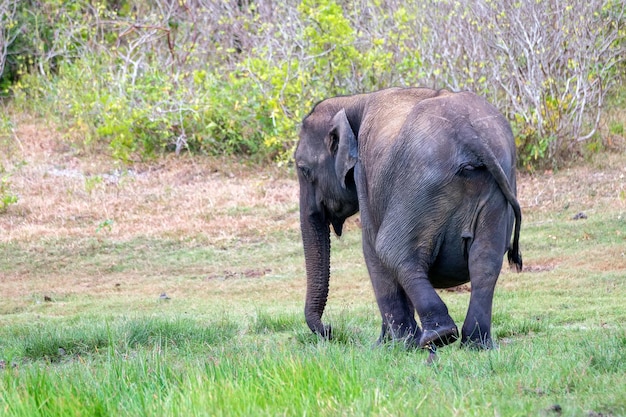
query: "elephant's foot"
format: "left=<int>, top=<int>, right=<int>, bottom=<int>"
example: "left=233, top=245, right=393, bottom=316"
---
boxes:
left=376, top=323, right=422, bottom=349
left=419, top=324, right=459, bottom=349
left=460, top=325, right=494, bottom=349
left=460, top=335, right=494, bottom=350
left=375, top=335, right=421, bottom=350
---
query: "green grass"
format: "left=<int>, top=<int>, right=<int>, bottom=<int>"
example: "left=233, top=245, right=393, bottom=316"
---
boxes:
left=1, top=320, right=624, bottom=416
left=1, top=164, right=625, bottom=416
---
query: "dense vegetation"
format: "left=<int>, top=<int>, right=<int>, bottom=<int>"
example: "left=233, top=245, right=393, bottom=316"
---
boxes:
left=1, top=0, right=625, bottom=166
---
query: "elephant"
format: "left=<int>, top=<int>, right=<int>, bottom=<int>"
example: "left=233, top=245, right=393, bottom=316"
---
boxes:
left=295, top=87, right=522, bottom=350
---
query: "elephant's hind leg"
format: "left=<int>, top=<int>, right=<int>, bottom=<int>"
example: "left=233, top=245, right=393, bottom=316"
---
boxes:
left=398, top=268, right=459, bottom=349
left=374, top=224, right=459, bottom=349
left=461, top=255, right=501, bottom=349
left=461, top=206, right=509, bottom=349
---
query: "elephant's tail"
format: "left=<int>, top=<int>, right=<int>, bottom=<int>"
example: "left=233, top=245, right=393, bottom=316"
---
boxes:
left=506, top=209, right=523, bottom=273
left=468, top=134, right=523, bottom=272
left=485, top=148, right=522, bottom=272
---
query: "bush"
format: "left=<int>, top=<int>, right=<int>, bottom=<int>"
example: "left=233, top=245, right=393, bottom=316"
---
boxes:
left=2, top=0, right=625, bottom=168
left=0, top=162, right=18, bottom=213
left=469, top=0, right=625, bottom=168
left=0, top=0, right=19, bottom=95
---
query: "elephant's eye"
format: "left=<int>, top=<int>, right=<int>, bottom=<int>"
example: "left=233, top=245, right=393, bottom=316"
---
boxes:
left=298, top=165, right=313, bottom=181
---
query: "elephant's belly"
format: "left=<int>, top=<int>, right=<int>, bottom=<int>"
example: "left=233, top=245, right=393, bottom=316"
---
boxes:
left=430, top=273, right=470, bottom=289
left=428, top=245, right=470, bottom=289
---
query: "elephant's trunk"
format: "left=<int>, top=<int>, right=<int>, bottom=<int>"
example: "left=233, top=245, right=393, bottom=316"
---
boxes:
left=300, top=209, right=332, bottom=338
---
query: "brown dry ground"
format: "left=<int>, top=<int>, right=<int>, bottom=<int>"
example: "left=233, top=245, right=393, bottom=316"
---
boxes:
left=1, top=118, right=625, bottom=320
left=1, top=122, right=300, bottom=243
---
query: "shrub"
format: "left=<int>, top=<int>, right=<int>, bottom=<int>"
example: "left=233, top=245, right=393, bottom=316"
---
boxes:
left=0, top=162, right=18, bottom=213
left=0, top=0, right=18, bottom=95
left=2, top=0, right=625, bottom=168
left=468, top=0, right=625, bottom=168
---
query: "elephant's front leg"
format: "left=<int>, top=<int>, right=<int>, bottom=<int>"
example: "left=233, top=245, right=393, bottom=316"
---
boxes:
left=362, top=230, right=421, bottom=346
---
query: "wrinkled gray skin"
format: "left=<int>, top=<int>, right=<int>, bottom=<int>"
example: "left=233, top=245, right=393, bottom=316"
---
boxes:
left=295, top=87, right=522, bottom=350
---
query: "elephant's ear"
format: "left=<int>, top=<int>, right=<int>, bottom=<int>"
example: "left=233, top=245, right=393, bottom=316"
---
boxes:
left=330, top=109, right=357, bottom=189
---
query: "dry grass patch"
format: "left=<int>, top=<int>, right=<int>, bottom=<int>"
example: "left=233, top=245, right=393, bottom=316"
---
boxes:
left=517, top=152, right=626, bottom=219
left=1, top=120, right=299, bottom=244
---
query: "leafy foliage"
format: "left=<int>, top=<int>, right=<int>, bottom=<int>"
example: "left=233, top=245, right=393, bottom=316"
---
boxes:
left=0, top=162, right=17, bottom=213
left=1, top=0, right=625, bottom=167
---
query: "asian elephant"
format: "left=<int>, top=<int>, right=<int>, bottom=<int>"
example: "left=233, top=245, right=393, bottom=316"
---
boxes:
left=295, top=87, right=522, bottom=350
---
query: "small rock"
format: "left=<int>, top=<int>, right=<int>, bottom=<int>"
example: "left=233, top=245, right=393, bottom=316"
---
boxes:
left=0, top=360, right=17, bottom=370
left=572, top=212, right=588, bottom=220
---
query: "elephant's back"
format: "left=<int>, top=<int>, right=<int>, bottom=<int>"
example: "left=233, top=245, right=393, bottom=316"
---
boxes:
left=360, top=89, right=516, bottom=220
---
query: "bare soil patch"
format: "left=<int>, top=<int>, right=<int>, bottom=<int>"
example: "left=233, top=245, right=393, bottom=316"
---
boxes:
left=520, top=263, right=557, bottom=273
left=206, top=268, right=273, bottom=281
left=517, top=154, right=626, bottom=218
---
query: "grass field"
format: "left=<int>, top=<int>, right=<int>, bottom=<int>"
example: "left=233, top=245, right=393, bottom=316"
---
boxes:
left=1, top=121, right=625, bottom=416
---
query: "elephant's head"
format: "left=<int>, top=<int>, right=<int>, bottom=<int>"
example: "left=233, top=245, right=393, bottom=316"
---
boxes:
left=295, top=100, right=361, bottom=337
